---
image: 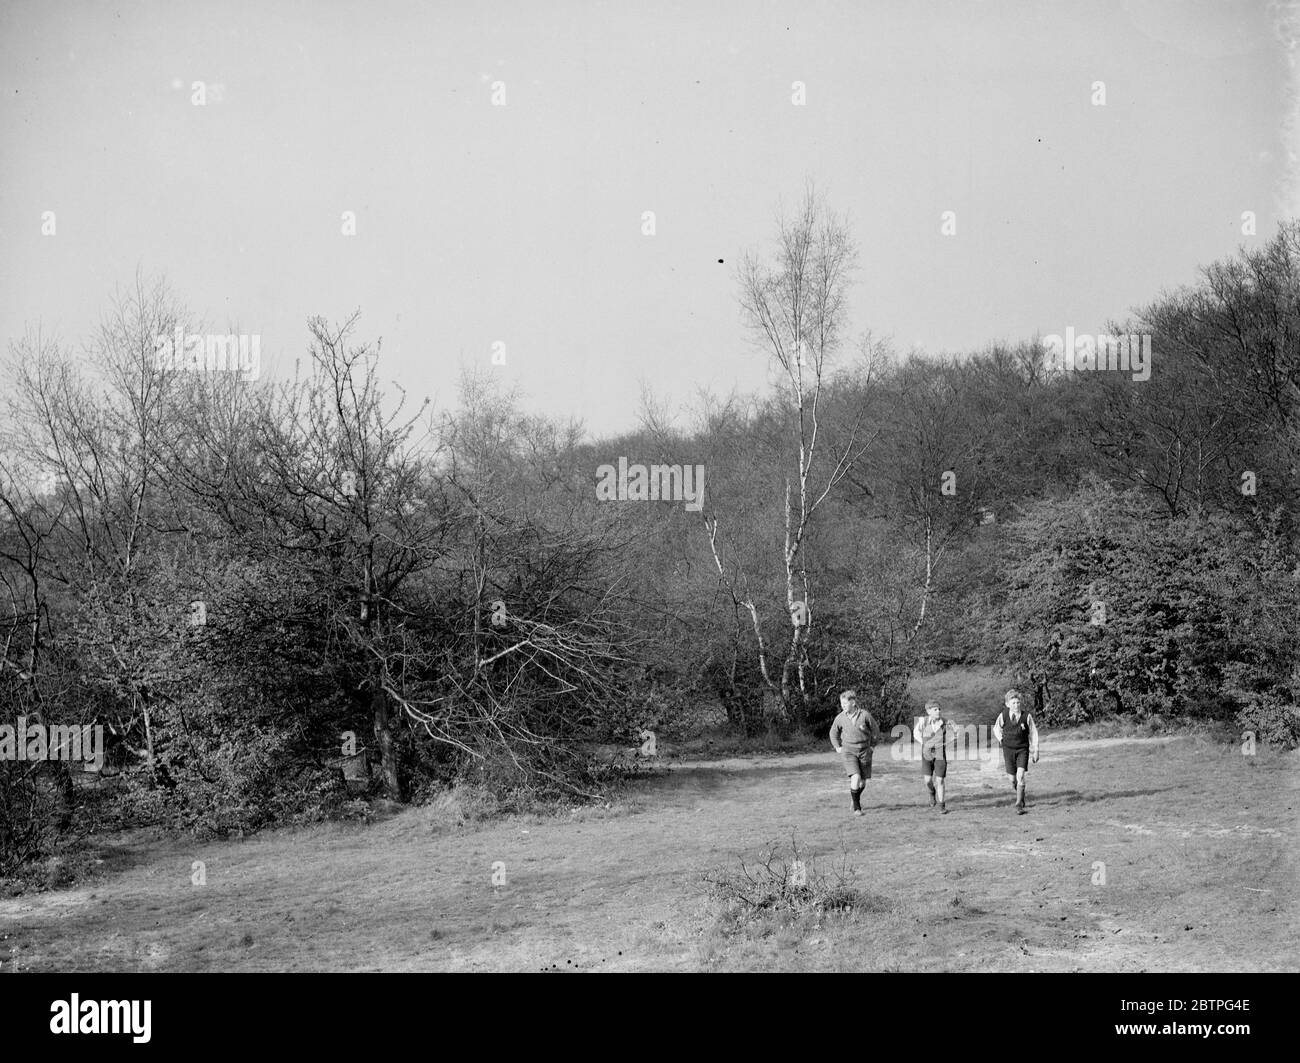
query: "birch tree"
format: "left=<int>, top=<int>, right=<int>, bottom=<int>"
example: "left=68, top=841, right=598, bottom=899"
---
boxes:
left=706, top=186, right=874, bottom=726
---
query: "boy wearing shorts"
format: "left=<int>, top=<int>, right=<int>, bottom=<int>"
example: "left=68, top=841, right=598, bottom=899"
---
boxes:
left=992, top=688, right=1039, bottom=814
left=830, top=689, right=879, bottom=816
left=913, top=700, right=950, bottom=813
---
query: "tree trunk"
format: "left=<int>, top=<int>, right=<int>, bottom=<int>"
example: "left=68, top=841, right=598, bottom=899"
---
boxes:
left=371, top=670, right=402, bottom=801
left=49, top=760, right=74, bottom=831
left=362, top=546, right=402, bottom=801
left=779, top=655, right=805, bottom=729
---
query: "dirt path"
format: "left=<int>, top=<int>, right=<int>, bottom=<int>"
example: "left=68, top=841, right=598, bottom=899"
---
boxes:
left=3, top=730, right=1297, bottom=972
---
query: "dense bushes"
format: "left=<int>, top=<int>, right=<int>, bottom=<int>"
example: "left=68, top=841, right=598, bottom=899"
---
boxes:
left=991, top=479, right=1300, bottom=740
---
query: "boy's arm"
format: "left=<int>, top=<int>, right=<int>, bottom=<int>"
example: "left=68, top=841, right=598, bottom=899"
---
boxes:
left=829, top=716, right=842, bottom=751
left=992, top=713, right=1004, bottom=744
left=1028, top=715, right=1039, bottom=760
left=864, top=710, right=880, bottom=744
left=913, top=717, right=924, bottom=744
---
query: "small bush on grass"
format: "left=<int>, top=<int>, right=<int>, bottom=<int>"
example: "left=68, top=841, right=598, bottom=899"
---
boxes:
left=703, top=833, right=877, bottom=919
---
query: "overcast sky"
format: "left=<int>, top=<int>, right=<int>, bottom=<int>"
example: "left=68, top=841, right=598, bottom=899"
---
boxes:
left=2, top=0, right=1296, bottom=437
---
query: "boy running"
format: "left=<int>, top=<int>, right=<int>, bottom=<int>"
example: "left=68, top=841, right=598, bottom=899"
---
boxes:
left=992, top=688, right=1039, bottom=814
left=829, top=689, right=879, bottom=816
left=912, top=700, right=950, bottom=813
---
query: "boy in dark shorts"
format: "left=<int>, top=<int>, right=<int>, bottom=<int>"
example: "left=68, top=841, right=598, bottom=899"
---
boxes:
left=912, top=699, right=950, bottom=813
left=829, top=689, right=879, bottom=816
left=992, top=688, right=1039, bottom=814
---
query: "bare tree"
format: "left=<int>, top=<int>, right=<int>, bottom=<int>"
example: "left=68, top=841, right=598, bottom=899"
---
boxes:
left=707, top=185, right=875, bottom=725
left=874, top=357, right=997, bottom=641
left=2, top=275, right=186, bottom=780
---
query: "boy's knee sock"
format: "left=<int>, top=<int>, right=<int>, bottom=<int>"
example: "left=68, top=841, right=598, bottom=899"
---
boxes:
left=850, top=786, right=862, bottom=810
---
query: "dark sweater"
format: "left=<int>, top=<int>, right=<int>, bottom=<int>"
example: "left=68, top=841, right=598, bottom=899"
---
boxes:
left=830, top=709, right=879, bottom=753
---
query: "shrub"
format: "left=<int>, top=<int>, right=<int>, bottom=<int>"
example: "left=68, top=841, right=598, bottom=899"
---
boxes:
left=994, top=481, right=1300, bottom=730
left=703, top=834, right=865, bottom=917
left=0, top=764, right=61, bottom=875
left=1235, top=693, right=1300, bottom=751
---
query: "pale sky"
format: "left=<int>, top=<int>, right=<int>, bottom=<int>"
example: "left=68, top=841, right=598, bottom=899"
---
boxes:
left=2, top=0, right=1296, bottom=437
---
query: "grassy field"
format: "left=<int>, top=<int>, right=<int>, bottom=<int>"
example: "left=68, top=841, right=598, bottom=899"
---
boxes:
left=2, top=667, right=1297, bottom=972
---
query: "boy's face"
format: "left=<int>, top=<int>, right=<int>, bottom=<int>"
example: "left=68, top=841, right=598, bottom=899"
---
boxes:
left=926, top=706, right=940, bottom=719
left=1006, top=697, right=1021, bottom=714
left=842, top=694, right=858, bottom=712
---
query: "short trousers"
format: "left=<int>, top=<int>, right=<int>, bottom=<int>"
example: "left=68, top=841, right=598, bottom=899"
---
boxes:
left=1003, top=747, right=1029, bottom=774
left=921, top=755, right=947, bottom=778
left=841, top=749, right=872, bottom=780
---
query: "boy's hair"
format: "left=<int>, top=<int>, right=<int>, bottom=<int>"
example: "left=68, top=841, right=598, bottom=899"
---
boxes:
left=1004, top=688, right=1022, bottom=704
left=924, top=700, right=941, bottom=712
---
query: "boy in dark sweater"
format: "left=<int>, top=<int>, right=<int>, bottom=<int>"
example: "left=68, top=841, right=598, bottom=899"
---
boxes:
left=829, top=689, right=880, bottom=816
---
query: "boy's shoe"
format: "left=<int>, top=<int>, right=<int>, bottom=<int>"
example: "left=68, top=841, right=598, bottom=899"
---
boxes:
left=1017, top=805, right=1027, bottom=815
left=853, top=809, right=863, bottom=816
left=929, top=792, right=937, bottom=807
left=940, top=803, right=948, bottom=815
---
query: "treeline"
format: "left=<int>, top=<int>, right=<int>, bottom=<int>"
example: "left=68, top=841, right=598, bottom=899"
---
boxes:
left=2, top=198, right=1298, bottom=871
left=609, top=213, right=1300, bottom=751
